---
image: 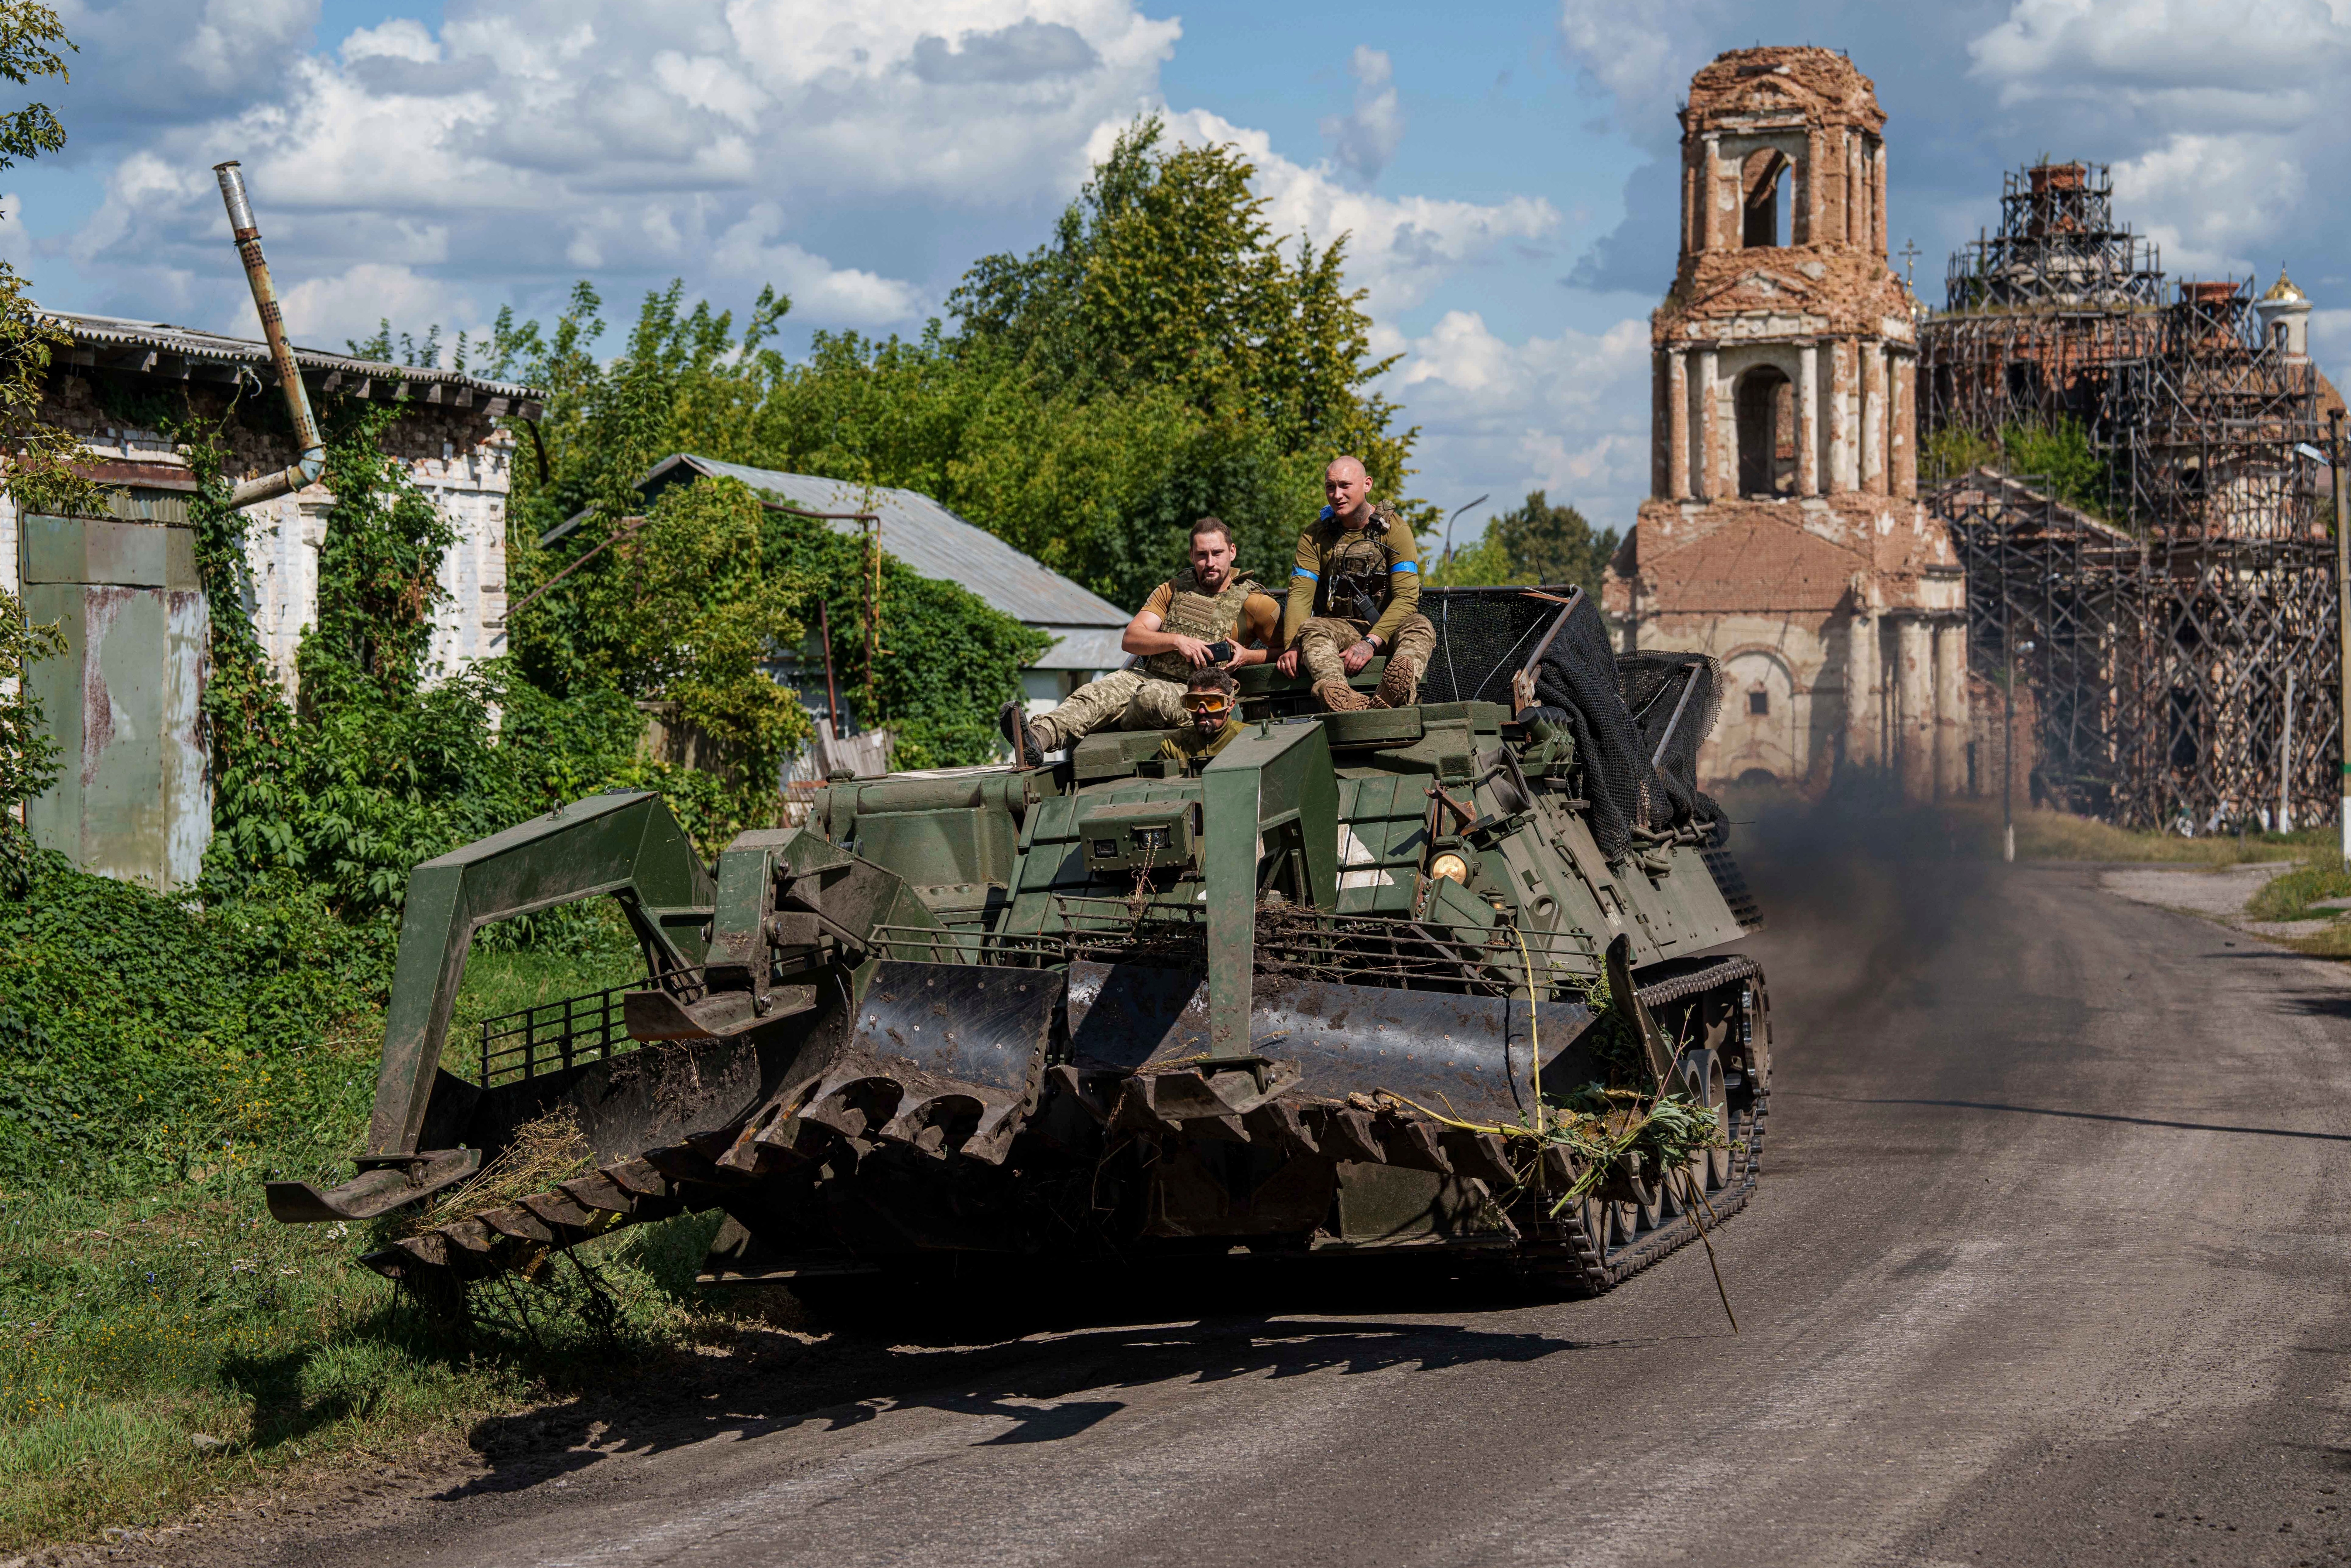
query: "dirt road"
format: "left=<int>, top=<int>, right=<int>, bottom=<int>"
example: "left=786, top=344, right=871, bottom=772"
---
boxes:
left=150, top=828, right=2351, bottom=1567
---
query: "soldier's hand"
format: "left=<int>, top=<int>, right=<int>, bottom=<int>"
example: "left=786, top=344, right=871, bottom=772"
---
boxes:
left=1342, top=638, right=1377, bottom=675
left=1276, top=647, right=1302, bottom=677
left=1173, top=635, right=1215, bottom=667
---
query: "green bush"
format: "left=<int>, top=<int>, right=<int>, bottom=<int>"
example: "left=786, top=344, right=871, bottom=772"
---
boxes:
left=0, top=854, right=389, bottom=1193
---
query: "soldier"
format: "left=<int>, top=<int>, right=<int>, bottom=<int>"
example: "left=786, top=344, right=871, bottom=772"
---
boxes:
left=1001, top=517, right=1280, bottom=766
left=1159, top=666, right=1244, bottom=773
left=1274, top=456, right=1436, bottom=712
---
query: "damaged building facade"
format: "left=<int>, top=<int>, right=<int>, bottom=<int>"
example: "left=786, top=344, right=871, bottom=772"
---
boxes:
left=1605, top=46, right=1969, bottom=802
left=3, top=311, right=538, bottom=890
left=1921, top=162, right=2341, bottom=830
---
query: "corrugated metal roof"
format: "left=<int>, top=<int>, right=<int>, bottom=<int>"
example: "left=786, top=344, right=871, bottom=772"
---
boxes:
left=1031, top=625, right=1131, bottom=671
left=40, top=308, right=543, bottom=417
left=638, top=453, right=1129, bottom=630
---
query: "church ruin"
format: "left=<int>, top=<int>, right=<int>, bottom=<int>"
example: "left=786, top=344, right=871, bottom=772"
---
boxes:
left=1921, top=162, right=2340, bottom=830
left=1604, top=46, right=1966, bottom=802
left=1606, top=48, right=2341, bottom=829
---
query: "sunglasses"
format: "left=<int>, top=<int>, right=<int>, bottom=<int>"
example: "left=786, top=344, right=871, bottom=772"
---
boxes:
left=1181, top=692, right=1233, bottom=715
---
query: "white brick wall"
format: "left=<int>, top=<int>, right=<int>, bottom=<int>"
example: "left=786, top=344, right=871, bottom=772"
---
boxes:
left=58, top=424, right=516, bottom=696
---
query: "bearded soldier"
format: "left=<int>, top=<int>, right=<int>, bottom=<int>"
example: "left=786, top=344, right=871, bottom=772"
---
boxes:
left=1274, top=456, right=1436, bottom=712
left=1001, top=517, right=1280, bottom=767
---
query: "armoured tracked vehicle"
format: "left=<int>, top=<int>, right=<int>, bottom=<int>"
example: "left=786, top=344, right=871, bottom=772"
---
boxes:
left=267, top=586, right=1771, bottom=1302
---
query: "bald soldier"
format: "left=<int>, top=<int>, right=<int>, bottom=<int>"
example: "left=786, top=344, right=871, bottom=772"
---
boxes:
left=1275, top=456, right=1437, bottom=712
left=1001, top=517, right=1281, bottom=766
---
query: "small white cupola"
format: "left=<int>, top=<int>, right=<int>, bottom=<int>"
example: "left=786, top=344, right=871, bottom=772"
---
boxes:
left=2255, top=267, right=2312, bottom=358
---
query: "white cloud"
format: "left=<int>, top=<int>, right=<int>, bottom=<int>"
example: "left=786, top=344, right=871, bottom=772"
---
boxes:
left=1151, top=109, right=1557, bottom=313
left=1556, top=0, right=1728, bottom=145
left=65, top=0, right=1186, bottom=338
left=57, top=0, right=317, bottom=118
left=2112, top=132, right=2308, bottom=275
left=1969, top=0, right=2351, bottom=105
left=279, top=261, right=479, bottom=349
left=1321, top=45, right=1401, bottom=183
left=1383, top=309, right=1653, bottom=526
left=712, top=204, right=926, bottom=323
left=46, top=0, right=1615, bottom=521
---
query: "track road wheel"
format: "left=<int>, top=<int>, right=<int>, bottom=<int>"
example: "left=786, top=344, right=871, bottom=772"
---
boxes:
left=1682, top=1048, right=1731, bottom=1191
left=1577, top=1194, right=1615, bottom=1260
left=1618, top=1160, right=1661, bottom=1239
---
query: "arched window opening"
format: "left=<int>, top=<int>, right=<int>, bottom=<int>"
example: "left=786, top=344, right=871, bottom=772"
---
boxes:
left=1743, top=150, right=1791, bottom=248
left=1736, top=366, right=1797, bottom=497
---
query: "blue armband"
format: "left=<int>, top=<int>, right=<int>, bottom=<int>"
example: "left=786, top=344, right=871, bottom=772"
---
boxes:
left=1292, top=568, right=1319, bottom=580
left=1390, top=561, right=1418, bottom=574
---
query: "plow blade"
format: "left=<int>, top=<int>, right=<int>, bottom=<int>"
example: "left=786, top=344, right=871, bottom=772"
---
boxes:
left=1064, top=959, right=1603, bottom=1131
left=265, top=1147, right=481, bottom=1224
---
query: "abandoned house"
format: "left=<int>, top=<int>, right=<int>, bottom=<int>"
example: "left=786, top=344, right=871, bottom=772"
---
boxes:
left=4, top=309, right=540, bottom=891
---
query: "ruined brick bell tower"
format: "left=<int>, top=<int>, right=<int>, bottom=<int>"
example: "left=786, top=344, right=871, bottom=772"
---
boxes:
left=1606, top=47, right=1966, bottom=801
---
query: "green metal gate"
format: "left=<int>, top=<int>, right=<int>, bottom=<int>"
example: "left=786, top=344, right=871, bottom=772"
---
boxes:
left=18, top=489, right=209, bottom=891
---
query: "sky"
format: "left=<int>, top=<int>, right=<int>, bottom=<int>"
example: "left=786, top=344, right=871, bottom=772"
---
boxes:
left=15, top=0, right=2351, bottom=552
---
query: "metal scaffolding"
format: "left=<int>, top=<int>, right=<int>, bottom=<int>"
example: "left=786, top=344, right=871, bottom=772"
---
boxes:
left=1923, top=164, right=2336, bottom=830
left=1924, top=164, right=2162, bottom=445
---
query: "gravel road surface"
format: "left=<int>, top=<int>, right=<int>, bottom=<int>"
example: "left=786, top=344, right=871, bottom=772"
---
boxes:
left=143, top=821, right=2351, bottom=1567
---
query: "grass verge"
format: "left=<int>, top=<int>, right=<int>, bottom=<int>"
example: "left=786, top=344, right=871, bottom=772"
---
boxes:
left=0, top=1128, right=754, bottom=1552
left=1940, top=802, right=2327, bottom=864
left=0, top=860, right=729, bottom=1553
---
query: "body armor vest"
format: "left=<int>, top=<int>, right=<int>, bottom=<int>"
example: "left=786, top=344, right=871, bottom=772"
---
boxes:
left=1139, top=569, right=1262, bottom=682
left=1318, top=506, right=1400, bottom=625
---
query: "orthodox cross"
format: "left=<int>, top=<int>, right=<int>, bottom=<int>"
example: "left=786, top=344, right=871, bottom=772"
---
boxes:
left=1898, top=238, right=1922, bottom=289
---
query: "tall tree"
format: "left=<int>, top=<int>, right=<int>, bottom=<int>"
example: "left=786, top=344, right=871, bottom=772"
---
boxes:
left=948, top=117, right=1419, bottom=517
left=1490, top=490, right=1620, bottom=599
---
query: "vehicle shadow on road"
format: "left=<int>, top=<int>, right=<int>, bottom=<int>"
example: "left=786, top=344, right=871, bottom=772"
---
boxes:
left=433, top=1300, right=1628, bottom=1501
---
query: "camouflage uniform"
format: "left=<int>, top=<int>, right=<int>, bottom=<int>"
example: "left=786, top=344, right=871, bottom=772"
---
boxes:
left=1157, top=716, right=1243, bottom=774
left=1284, top=502, right=1435, bottom=709
left=1029, top=569, right=1266, bottom=752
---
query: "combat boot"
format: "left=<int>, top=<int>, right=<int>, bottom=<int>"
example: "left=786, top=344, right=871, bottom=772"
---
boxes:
left=1313, top=678, right=1370, bottom=713
left=999, top=700, right=1044, bottom=768
left=1373, top=654, right=1419, bottom=709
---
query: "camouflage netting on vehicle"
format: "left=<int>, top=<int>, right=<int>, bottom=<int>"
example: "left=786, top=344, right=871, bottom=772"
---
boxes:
left=1617, top=650, right=1727, bottom=845
left=1421, top=586, right=1563, bottom=707
left=1455, top=588, right=1724, bottom=862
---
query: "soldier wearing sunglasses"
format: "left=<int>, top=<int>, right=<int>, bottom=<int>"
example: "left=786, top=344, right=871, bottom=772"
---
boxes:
left=1159, top=666, right=1244, bottom=773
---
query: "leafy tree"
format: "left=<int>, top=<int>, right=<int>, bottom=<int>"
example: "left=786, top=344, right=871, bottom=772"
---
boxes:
left=1430, top=491, right=1621, bottom=600
left=1424, top=531, right=1515, bottom=591
left=948, top=118, right=1410, bottom=473
left=494, top=287, right=1046, bottom=769
left=563, top=476, right=812, bottom=784
left=1492, top=491, right=1620, bottom=597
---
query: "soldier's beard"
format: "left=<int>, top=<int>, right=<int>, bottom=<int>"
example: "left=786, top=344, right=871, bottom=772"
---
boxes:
left=1196, top=562, right=1229, bottom=590
left=1191, top=713, right=1226, bottom=739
